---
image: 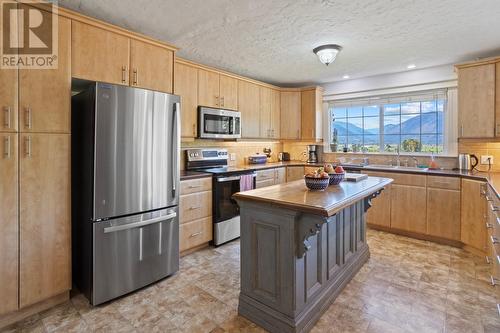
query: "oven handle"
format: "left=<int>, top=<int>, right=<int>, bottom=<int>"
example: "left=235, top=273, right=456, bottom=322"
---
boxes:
left=103, top=212, right=177, bottom=233
left=217, top=174, right=256, bottom=182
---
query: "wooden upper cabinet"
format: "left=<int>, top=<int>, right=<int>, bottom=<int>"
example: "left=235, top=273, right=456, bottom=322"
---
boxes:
left=0, top=133, right=18, bottom=315
left=390, top=184, right=427, bottom=234
left=461, top=179, right=487, bottom=253
left=219, top=75, right=238, bottom=110
left=0, top=67, right=18, bottom=133
left=198, top=69, right=220, bottom=108
left=457, top=64, right=495, bottom=138
left=19, top=14, right=71, bottom=133
left=72, top=21, right=130, bottom=85
left=259, top=86, right=271, bottom=138
left=238, top=80, right=260, bottom=138
left=0, top=1, right=18, bottom=134
left=496, top=62, right=500, bottom=136
left=427, top=188, right=461, bottom=241
left=301, top=87, right=323, bottom=140
left=174, top=62, right=198, bottom=138
left=270, top=89, right=281, bottom=139
left=130, top=39, right=173, bottom=93
left=19, top=133, right=71, bottom=307
left=280, top=91, right=301, bottom=139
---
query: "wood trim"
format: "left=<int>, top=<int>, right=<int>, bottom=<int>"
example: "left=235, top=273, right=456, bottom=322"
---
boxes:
left=455, top=55, right=500, bottom=69
left=0, top=292, right=69, bottom=330
left=180, top=243, right=210, bottom=257
left=25, top=2, right=178, bottom=51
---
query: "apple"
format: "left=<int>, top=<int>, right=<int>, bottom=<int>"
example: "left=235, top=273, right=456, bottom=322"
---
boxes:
left=335, top=166, right=345, bottom=174
left=324, top=164, right=334, bottom=173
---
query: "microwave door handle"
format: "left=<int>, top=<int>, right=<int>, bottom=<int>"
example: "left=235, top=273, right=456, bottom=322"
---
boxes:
left=172, top=102, right=180, bottom=196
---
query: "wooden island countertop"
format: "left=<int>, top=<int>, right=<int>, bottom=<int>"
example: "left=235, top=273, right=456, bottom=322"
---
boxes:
left=233, top=176, right=393, bottom=217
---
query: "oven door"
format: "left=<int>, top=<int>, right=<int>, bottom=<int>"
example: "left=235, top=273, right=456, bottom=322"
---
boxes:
left=199, top=107, right=241, bottom=139
left=214, top=175, right=242, bottom=222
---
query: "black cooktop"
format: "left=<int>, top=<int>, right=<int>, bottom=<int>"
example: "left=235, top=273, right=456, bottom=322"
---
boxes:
left=202, top=167, right=253, bottom=175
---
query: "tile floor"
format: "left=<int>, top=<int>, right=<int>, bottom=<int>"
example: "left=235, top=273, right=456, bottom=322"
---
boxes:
left=2, top=229, right=500, bottom=333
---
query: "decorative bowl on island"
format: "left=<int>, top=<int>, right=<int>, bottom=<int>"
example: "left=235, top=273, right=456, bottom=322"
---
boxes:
left=328, top=172, right=345, bottom=185
left=304, top=176, right=330, bottom=191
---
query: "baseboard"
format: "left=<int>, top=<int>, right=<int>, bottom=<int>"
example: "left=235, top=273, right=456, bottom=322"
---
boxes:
left=0, top=292, right=69, bottom=329
left=367, top=224, right=463, bottom=247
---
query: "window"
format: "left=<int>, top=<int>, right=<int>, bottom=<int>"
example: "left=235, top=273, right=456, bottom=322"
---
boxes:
left=328, top=90, right=448, bottom=154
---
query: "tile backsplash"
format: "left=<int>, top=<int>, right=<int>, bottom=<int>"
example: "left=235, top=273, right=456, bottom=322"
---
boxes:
left=180, top=140, right=500, bottom=171
left=459, top=141, right=500, bottom=172
left=181, top=139, right=282, bottom=169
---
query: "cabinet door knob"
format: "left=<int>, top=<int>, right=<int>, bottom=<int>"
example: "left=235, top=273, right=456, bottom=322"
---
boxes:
left=121, top=66, right=127, bottom=83
left=24, top=107, right=32, bottom=129
left=133, top=69, right=138, bottom=85
left=24, top=136, right=31, bottom=157
left=215, top=95, right=219, bottom=106
left=3, top=106, right=10, bottom=129
left=221, top=96, right=225, bottom=107
left=3, top=136, right=10, bottom=158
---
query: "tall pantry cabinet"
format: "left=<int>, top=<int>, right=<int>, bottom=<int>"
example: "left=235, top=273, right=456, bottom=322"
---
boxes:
left=0, top=5, right=71, bottom=318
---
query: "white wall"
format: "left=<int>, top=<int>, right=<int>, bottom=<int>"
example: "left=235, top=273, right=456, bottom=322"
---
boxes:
left=322, top=64, right=457, bottom=100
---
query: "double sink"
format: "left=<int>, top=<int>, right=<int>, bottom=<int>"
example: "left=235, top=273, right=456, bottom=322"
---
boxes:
left=363, top=164, right=429, bottom=172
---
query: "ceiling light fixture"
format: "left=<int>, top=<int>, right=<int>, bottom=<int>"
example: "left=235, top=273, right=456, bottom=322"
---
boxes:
left=407, top=64, right=416, bottom=69
left=313, top=44, right=342, bottom=66
left=342, top=75, right=350, bottom=79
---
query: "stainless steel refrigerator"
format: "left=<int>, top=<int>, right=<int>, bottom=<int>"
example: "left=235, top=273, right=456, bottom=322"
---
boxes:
left=71, top=81, right=180, bottom=305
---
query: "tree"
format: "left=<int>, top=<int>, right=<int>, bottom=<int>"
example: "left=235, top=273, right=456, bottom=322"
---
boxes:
left=402, top=138, right=421, bottom=152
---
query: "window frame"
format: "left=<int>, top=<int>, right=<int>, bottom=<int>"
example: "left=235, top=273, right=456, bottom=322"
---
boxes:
left=327, top=89, right=451, bottom=156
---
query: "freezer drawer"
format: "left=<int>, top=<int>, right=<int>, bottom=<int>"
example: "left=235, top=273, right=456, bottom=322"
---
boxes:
left=92, top=207, right=179, bottom=305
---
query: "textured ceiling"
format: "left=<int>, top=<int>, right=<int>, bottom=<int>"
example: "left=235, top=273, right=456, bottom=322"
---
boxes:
left=59, top=0, right=500, bottom=86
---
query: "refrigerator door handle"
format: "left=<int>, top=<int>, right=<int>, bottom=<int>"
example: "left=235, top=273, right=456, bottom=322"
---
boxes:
left=172, top=102, right=180, bottom=197
left=103, top=212, right=177, bottom=233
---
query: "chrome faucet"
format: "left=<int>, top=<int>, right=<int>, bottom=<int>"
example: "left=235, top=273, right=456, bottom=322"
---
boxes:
left=411, top=156, right=418, bottom=167
left=396, top=145, right=401, bottom=167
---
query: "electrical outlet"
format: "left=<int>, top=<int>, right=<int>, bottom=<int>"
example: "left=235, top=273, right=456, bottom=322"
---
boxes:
left=480, top=155, right=494, bottom=165
left=230, top=153, right=236, bottom=161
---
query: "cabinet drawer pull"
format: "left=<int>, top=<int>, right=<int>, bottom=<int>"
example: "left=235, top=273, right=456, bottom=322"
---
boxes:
left=192, top=124, right=196, bottom=136
left=492, top=236, right=499, bottom=244
left=491, top=204, right=500, bottom=212
left=190, top=231, right=203, bottom=238
left=3, top=136, right=10, bottom=158
left=498, top=255, right=500, bottom=265
left=121, top=66, right=127, bottom=83
left=188, top=185, right=202, bottom=189
left=221, top=96, right=224, bottom=107
left=497, top=304, right=500, bottom=316
left=491, top=275, right=499, bottom=286
left=189, top=206, right=201, bottom=210
left=24, top=107, right=32, bottom=129
left=24, top=136, right=31, bottom=157
left=486, top=256, right=491, bottom=264
left=3, top=106, right=10, bottom=129
left=486, top=223, right=494, bottom=229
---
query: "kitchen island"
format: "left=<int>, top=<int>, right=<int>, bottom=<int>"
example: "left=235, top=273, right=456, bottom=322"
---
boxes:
left=233, top=176, right=393, bottom=333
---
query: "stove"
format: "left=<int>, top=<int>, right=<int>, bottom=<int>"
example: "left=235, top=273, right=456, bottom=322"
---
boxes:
left=185, top=149, right=256, bottom=245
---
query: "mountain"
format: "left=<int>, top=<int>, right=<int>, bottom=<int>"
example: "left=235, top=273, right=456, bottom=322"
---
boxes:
left=333, top=112, right=443, bottom=145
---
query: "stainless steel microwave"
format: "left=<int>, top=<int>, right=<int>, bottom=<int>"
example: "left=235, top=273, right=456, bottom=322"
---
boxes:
left=198, top=107, right=241, bottom=139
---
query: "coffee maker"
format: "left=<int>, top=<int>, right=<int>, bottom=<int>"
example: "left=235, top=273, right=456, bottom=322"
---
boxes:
left=307, top=145, right=318, bottom=164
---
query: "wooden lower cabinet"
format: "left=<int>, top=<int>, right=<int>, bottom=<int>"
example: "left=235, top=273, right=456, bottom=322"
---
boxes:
left=0, top=133, right=18, bottom=315
left=179, top=178, right=213, bottom=253
left=286, top=166, right=304, bottom=182
left=427, top=188, right=461, bottom=241
left=255, top=167, right=287, bottom=188
left=366, top=184, right=391, bottom=228
left=390, top=184, right=427, bottom=234
left=179, top=217, right=212, bottom=252
left=275, top=167, right=286, bottom=184
left=461, top=179, right=487, bottom=253
left=19, top=133, right=71, bottom=307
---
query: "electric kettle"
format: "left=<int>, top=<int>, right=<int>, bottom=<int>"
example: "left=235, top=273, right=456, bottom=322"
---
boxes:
left=458, top=154, right=479, bottom=170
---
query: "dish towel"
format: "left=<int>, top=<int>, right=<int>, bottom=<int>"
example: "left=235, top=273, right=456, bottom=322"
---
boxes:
left=240, top=174, right=255, bottom=192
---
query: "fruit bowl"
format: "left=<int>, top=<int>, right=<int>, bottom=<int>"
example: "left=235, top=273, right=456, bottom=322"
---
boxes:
left=328, top=172, right=345, bottom=185
left=304, top=176, right=330, bottom=191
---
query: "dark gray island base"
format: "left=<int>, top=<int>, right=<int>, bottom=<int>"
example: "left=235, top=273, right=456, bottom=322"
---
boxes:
left=233, top=177, right=393, bottom=333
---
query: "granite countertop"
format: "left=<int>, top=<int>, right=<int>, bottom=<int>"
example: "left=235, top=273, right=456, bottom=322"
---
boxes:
left=239, top=161, right=500, bottom=198
left=180, top=170, right=212, bottom=181
left=233, top=177, right=393, bottom=217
